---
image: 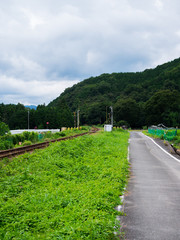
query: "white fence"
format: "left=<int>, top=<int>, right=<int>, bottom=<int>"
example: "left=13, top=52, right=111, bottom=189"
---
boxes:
left=10, top=129, right=60, bottom=135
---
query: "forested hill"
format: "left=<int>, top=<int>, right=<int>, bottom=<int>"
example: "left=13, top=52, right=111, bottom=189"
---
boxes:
left=49, top=57, right=180, bottom=128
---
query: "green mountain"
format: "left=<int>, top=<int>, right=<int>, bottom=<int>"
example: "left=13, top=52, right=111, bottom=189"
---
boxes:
left=49, top=57, right=180, bottom=128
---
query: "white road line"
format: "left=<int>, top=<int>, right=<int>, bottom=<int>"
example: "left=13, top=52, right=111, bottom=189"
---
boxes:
left=127, top=139, right=130, bottom=162
left=142, top=133, right=180, bottom=163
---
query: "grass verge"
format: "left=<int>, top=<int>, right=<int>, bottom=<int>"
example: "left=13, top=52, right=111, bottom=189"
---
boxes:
left=0, top=130, right=129, bottom=239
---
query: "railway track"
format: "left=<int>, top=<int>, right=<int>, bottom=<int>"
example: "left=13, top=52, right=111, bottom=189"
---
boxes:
left=0, top=128, right=99, bottom=160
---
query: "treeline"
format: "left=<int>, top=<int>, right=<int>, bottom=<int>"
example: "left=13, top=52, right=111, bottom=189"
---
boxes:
left=114, top=89, right=180, bottom=128
left=0, top=99, right=74, bottom=130
left=49, top=57, right=180, bottom=128
left=1, top=58, right=180, bottom=129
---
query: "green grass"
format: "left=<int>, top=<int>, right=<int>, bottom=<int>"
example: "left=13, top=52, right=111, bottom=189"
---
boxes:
left=142, top=130, right=162, bottom=139
left=171, top=129, right=180, bottom=149
left=0, top=130, right=129, bottom=239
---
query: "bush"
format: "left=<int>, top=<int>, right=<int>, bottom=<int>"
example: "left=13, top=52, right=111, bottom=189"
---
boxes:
left=44, top=131, right=53, bottom=139
left=53, top=132, right=66, bottom=138
left=29, top=132, right=38, bottom=143
left=12, top=134, right=25, bottom=145
left=22, top=131, right=32, bottom=140
left=175, top=137, right=180, bottom=144
left=117, top=120, right=130, bottom=128
left=22, top=140, right=32, bottom=146
left=0, top=122, right=10, bottom=136
left=0, top=139, right=13, bottom=150
left=5, top=140, right=14, bottom=149
left=0, top=134, right=14, bottom=150
left=0, top=141, right=6, bottom=150
left=81, top=126, right=91, bottom=131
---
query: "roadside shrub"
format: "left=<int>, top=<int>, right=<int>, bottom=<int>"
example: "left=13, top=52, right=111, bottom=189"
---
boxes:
left=0, top=141, right=6, bottom=150
left=29, top=132, right=38, bottom=143
left=12, top=134, right=26, bottom=145
left=174, top=137, right=180, bottom=144
left=44, top=131, right=53, bottom=139
left=0, top=134, right=14, bottom=150
left=3, top=140, right=13, bottom=150
left=0, top=122, right=10, bottom=136
left=160, top=135, right=164, bottom=140
left=22, top=140, right=32, bottom=146
left=53, top=132, right=66, bottom=138
left=59, top=132, right=66, bottom=137
left=22, top=131, right=31, bottom=140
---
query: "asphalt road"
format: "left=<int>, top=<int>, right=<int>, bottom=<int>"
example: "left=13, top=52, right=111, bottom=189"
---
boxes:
left=120, top=132, right=180, bottom=240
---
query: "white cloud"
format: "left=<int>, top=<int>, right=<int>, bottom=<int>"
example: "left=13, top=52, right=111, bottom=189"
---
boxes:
left=0, top=0, right=180, bottom=105
left=154, top=0, right=164, bottom=11
left=20, top=8, right=46, bottom=30
left=0, top=74, right=79, bottom=105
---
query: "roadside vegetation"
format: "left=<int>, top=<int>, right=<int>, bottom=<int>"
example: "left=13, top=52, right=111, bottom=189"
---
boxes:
left=0, top=127, right=90, bottom=151
left=172, top=129, right=180, bottom=149
left=0, top=129, right=129, bottom=239
left=143, top=129, right=180, bottom=150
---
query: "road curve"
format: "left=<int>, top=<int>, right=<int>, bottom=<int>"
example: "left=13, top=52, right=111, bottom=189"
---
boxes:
left=120, top=132, right=180, bottom=240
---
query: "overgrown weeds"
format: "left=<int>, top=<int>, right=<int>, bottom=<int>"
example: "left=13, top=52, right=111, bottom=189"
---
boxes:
left=0, top=127, right=90, bottom=151
left=0, top=130, right=129, bottom=239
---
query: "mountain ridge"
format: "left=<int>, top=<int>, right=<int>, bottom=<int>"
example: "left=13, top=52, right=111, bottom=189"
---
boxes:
left=48, top=57, right=180, bottom=127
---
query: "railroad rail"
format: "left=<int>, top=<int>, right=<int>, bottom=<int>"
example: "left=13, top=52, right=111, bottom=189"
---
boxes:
left=0, top=128, right=99, bottom=160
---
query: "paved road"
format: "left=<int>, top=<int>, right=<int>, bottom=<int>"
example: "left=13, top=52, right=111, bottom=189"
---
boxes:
left=120, top=132, right=180, bottom=240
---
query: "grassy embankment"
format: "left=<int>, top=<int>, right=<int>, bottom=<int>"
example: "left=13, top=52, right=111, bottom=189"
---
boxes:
left=0, top=129, right=129, bottom=239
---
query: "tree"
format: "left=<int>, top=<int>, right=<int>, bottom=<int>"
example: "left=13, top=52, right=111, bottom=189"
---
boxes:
left=0, top=122, right=10, bottom=136
left=114, top=98, right=141, bottom=128
left=145, top=90, right=180, bottom=126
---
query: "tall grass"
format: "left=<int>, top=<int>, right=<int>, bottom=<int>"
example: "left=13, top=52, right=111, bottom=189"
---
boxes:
left=0, top=130, right=129, bottom=239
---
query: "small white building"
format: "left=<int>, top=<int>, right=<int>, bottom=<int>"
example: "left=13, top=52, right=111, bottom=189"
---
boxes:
left=104, top=125, right=112, bottom=132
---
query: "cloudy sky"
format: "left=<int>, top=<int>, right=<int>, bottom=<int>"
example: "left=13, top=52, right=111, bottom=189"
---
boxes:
left=0, top=0, right=180, bottom=105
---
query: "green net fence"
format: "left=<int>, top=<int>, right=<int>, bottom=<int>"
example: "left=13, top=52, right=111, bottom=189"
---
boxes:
left=148, top=127, right=177, bottom=141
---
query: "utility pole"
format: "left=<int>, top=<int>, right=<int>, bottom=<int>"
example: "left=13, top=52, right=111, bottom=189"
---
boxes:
left=106, top=106, right=108, bottom=124
left=110, top=106, right=113, bottom=127
left=77, top=109, right=80, bottom=128
left=73, top=112, right=76, bottom=128
left=28, top=109, right=30, bottom=129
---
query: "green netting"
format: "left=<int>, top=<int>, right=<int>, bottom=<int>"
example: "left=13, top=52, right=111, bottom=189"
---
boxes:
left=38, top=133, right=44, bottom=140
left=148, top=128, right=177, bottom=141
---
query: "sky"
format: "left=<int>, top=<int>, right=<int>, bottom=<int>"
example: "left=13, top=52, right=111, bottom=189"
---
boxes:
left=0, top=0, right=180, bottom=106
